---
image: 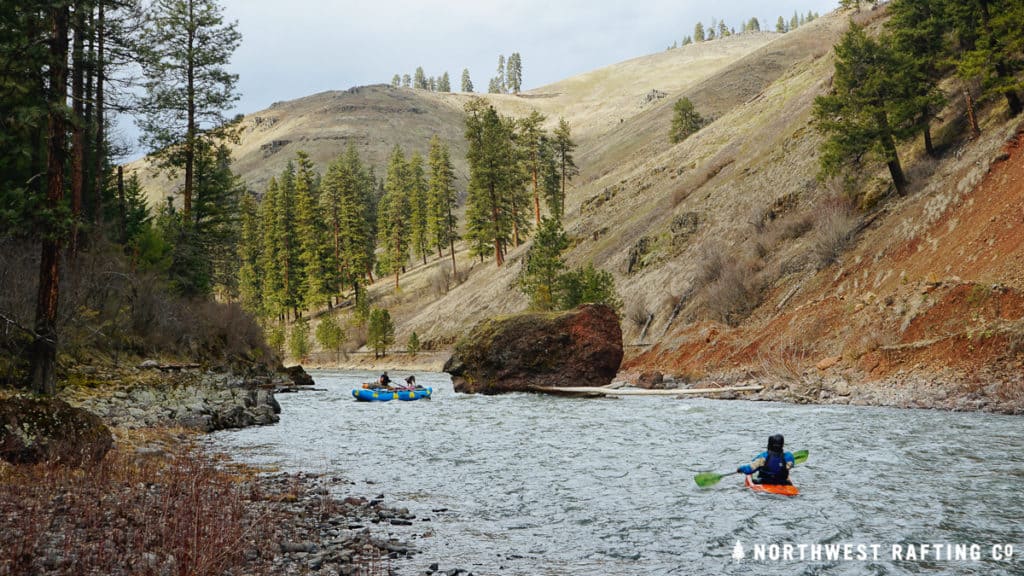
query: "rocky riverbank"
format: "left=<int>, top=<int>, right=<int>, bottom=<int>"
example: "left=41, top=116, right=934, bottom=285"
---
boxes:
left=0, top=362, right=481, bottom=576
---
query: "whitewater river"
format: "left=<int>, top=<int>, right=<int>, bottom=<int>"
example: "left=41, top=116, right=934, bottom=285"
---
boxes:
left=208, top=370, right=1024, bottom=575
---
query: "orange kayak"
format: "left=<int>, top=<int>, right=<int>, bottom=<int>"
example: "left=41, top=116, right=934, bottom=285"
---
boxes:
left=745, top=475, right=800, bottom=496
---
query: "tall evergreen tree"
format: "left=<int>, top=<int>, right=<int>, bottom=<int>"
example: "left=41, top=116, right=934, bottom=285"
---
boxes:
left=694, top=22, right=705, bottom=42
left=949, top=0, right=1024, bottom=117
left=813, top=24, right=917, bottom=195
left=137, top=0, right=241, bottom=219
left=426, top=136, right=459, bottom=274
left=378, top=145, right=411, bottom=288
left=776, top=16, right=787, bottom=33
left=552, top=117, right=577, bottom=220
left=238, top=191, right=263, bottom=314
left=293, top=151, right=330, bottom=312
left=496, top=54, right=506, bottom=93
left=464, top=99, right=513, bottom=266
left=391, top=74, right=400, bottom=87
left=438, top=71, right=451, bottom=92
left=407, top=152, right=430, bottom=266
left=402, top=73, right=411, bottom=87
left=519, top=217, right=568, bottom=311
left=518, top=111, right=547, bottom=225
left=461, top=68, right=473, bottom=92
left=748, top=17, right=760, bottom=32
left=507, top=52, right=523, bottom=94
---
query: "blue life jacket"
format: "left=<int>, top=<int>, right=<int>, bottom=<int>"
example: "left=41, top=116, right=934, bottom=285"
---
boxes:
left=758, top=450, right=790, bottom=484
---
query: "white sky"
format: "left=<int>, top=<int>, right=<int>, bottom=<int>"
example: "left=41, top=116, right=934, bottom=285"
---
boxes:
left=220, top=0, right=839, bottom=113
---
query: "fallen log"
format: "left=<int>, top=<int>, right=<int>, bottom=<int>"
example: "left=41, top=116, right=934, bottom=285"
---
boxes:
left=529, top=385, right=763, bottom=397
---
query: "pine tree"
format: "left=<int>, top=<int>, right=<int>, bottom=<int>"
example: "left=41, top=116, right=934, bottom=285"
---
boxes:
left=464, top=99, right=514, bottom=265
left=438, top=71, right=451, bottom=92
left=694, top=22, right=705, bottom=42
left=518, top=111, right=547, bottom=225
left=137, top=0, right=241, bottom=219
left=519, top=217, right=568, bottom=310
left=408, top=152, right=430, bottom=266
left=367, top=308, right=395, bottom=357
left=504, top=115, right=531, bottom=247
left=718, top=20, right=730, bottom=38
left=391, top=74, right=400, bottom=87
left=813, top=24, right=916, bottom=195
left=378, top=145, right=411, bottom=288
left=950, top=0, right=1024, bottom=117
left=496, top=54, right=506, bottom=93
left=507, top=52, right=523, bottom=94
left=886, top=0, right=950, bottom=157
left=414, top=66, right=427, bottom=89
left=257, top=176, right=285, bottom=319
left=461, top=68, right=473, bottom=92
left=776, top=16, right=787, bottom=33
left=559, top=264, right=622, bottom=311
left=669, top=97, right=705, bottom=143
left=407, top=331, right=420, bottom=356
left=402, top=73, right=411, bottom=88
left=288, top=317, right=310, bottom=361
left=790, top=11, right=799, bottom=31
left=315, top=313, right=345, bottom=362
left=748, top=17, right=760, bottom=32
left=427, top=136, right=459, bottom=274
left=552, top=118, right=577, bottom=220
left=238, top=192, right=262, bottom=314
left=293, top=151, right=330, bottom=312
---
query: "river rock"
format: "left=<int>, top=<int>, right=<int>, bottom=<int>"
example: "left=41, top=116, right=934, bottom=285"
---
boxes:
left=635, top=371, right=665, bottom=389
left=444, top=304, right=623, bottom=394
left=0, top=397, right=112, bottom=466
left=282, top=365, right=315, bottom=387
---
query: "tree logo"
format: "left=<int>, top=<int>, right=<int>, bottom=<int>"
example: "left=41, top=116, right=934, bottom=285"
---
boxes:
left=732, top=541, right=746, bottom=561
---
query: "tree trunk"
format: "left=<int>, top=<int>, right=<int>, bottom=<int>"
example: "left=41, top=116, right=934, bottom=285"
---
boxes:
left=184, top=0, right=196, bottom=218
left=447, top=204, right=457, bottom=277
left=30, top=4, right=70, bottom=397
left=922, top=107, right=935, bottom=158
left=964, top=87, right=981, bottom=138
left=532, top=164, right=540, bottom=225
left=117, top=166, right=126, bottom=243
left=875, top=110, right=907, bottom=195
left=92, top=0, right=105, bottom=225
left=69, top=1, right=86, bottom=257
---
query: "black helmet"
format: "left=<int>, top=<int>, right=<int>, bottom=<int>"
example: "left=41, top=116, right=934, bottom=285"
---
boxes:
left=767, top=434, right=785, bottom=452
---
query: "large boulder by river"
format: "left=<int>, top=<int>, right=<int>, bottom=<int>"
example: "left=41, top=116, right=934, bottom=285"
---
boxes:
left=0, top=397, right=113, bottom=466
left=444, top=304, right=623, bottom=394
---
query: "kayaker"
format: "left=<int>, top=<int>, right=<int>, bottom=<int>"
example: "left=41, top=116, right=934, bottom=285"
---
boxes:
left=737, top=434, right=795, bottom=485
left=378, top=371, right=392, bottom=389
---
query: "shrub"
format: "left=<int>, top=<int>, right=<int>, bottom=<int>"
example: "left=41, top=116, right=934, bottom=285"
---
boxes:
left=315, top=314, right=346, bottom=362
left=288, top=318, right=311, bottom=362
left=810, top=198, right=860, bottom=269
left=559, top=263, right=623, bottom=312
left=407, top=332, right=421, bottom=356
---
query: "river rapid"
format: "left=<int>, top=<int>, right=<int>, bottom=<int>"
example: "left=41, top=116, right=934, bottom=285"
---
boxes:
left=208, top=370, right=1024, bottom=575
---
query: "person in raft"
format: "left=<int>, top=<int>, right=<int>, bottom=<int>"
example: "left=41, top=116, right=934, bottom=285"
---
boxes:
left=377, top=371, right=391, bottom=389
left=737, top=434, right=795, bottom=485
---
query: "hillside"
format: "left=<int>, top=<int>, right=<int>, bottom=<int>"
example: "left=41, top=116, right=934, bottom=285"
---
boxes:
left=132, top=6, right=1023, bottom=412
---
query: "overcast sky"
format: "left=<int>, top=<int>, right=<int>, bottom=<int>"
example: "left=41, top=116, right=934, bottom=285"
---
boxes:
left=219, top=0, right=838, bottom=114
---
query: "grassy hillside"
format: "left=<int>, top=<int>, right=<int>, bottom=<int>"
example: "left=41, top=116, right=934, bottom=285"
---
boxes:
left=129, top=6, right=1024, bottom=410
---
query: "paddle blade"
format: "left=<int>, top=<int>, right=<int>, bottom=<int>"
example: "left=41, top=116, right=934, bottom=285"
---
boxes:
left=793, top=449, right=809, bottom=465
left=694, top=471, right=725, bottom=487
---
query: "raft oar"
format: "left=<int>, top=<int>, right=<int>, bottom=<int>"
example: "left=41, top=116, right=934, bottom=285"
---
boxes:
left=694, top=449, right=809, bottom=488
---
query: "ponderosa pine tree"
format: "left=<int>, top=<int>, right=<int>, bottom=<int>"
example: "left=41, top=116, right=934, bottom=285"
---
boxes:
left=391, top=74, right=400, bottom=87
left=519, top=217, right=568, bottom=310
left=137, top=0, right=241, bottom=219
left=496, top=54, right=506, bottom=93
left=507, top=52, right=523, bottom=94
left=378, top=145, right=411, bottom=288
left=776, top=16, right=787, bottom=33
left=414, top=66, right=427, bottom=89
left=669, top=97, right=705, bottom=143
left=748, top=18, right=760, bottom=32
left=320, top=145, right=373, bottom=299
left=518, top=111, right=547, bottom=225
left=465, top=99, right=514, bottom=265
left=694, top=22, right=705, bottom=42
left=257, top=176, right=285, bottom=319
left=813, top=24, right=916, bottom=195
left=438, top=71, right=451, bottom=92
left=293, top=151, right=331, bottom=312
left=402, top=74, right=411, bottom=88
left=408, top=152, right=431, bottom=266
left=949, top=0, right=1024, bottom=117
left=426, top=136, right=459, bottom=274
left=461, top=68, right=473, bottom=92
left=238, top=192, right=262, bottom=314
left=552, top=117, right=577, bottom=219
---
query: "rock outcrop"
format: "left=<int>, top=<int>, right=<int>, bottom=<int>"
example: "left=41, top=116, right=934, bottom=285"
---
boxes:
left=444, top=304, right=623, bottom=394
left=0, top=397, right=113, bottom=465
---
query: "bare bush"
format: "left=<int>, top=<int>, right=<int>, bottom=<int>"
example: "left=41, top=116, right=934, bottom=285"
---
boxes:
left=695, top=242, right=727, bottom=287
left=430, top=266, right=451, bottom=297
left=703, top=258, right=764, bottom=326
left=810, top=198, right=861, bottom=269
left=626, top=299, right=652, bottom=328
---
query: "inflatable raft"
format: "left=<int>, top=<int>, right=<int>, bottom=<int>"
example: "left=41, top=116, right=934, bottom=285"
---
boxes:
left=744, top=475, right=799, bottom=496
left=352, top=387, right=432, bottom=402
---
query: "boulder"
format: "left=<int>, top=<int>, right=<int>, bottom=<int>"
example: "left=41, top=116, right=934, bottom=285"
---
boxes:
left=0, top=397, right=112, bottom=466
left=636, top=371, right=665, bottom=389
left=282, top=365, right=315, bottom=387
left=444, top=304, right=623, bottom=394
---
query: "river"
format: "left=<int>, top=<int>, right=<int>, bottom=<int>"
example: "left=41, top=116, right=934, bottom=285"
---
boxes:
left=207, top=370, right=1024, bottom=575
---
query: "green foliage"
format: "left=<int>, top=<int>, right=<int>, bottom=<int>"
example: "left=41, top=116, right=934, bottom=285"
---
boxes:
left=377, top=145, right=411, bottom=286
left=669, top=97, right=705, bottom=143
left=315, top=314, right=345, bottom=361
left=461, top=68, right=473, bottom=92
left=506, top=52, right=523, bottom=94
left=414, top=66, right=427, bottom=89
left=352, top=285, right=371, bottom=327
left=776, top=16, right=786, bottom=33
left=288, top=317, right=310, bottom=361
left=408, top=152, right=430, bottom=265
left=266, top=324, right=286, bottom=358
left=464, top=99, right=516, bottom=265
left=518, top=217, right=569, bottom=310
left=367, top=307, right=395, bottom=357
left=427, top=136, right=460, bottom=263
left=391, top=74, right=400, bottom=87
left=813, top=25, right=916, bottom=195
left=407, top=331, right=421, bottom=356
left=559, top=264, right=622, bottom=312
left=552, top=118, right=577, bottom=220
left=438, top=71, right=451, bottom=92
left=694, top=22, right=705, bottom=42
